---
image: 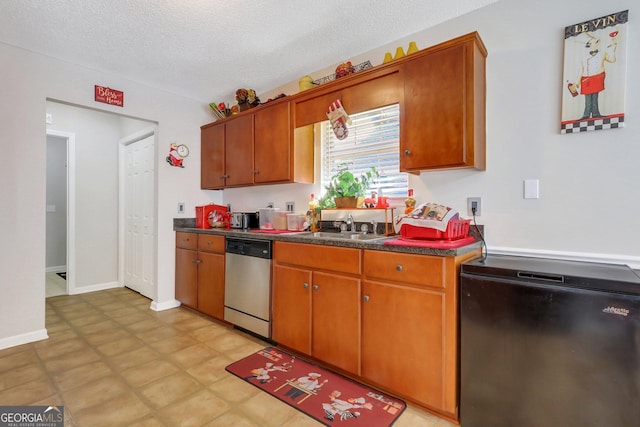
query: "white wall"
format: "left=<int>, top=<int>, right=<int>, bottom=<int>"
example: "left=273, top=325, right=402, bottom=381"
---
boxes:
left=224, top=0, right=640, bottom=267
left=0, top=41, right=213, bottom=348
left=45, top=135, right=67, bottom=270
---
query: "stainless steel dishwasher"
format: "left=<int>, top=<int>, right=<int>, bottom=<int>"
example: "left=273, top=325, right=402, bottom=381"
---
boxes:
left=224, top=237, right=272, bottom=339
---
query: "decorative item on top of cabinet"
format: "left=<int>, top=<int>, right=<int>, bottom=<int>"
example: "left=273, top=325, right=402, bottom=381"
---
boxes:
left=235, top=88, right=260, bottom=111
left=407, top=41, right=419, bottom=54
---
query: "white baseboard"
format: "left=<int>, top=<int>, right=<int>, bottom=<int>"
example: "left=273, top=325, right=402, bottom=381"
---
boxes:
left=150, top=299, right=181, bottom=311
left=68, top=281, right=121, bottom=295
left=0, top=329, right=48, bottom=351
left=489, top=246, right=640, bottom=270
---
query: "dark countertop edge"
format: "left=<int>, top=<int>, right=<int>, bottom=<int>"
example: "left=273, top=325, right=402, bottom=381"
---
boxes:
left=174, top=222, right=482, bottom=257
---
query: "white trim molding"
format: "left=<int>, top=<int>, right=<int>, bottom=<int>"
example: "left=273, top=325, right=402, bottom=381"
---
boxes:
left=150, top=299, right=181, bottom=312
left=0, top=329, right=48, bottom=351
left=489, top=246, right=640, bottom=270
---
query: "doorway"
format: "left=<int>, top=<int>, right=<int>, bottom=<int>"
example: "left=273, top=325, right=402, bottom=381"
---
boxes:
left=45, top=130, right=75, bottom=296
left=45, top=100, right=157, bottom=300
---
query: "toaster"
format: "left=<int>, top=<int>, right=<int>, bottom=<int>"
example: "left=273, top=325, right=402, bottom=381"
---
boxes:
left=229, top=212, right=259, bottom=229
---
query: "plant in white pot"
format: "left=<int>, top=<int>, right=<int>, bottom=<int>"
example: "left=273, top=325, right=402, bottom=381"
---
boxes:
left=319, top=164, right=380, bottom=209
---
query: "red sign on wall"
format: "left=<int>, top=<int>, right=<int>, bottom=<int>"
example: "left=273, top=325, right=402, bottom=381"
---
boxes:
left=94, top=85, right=124, bottom=107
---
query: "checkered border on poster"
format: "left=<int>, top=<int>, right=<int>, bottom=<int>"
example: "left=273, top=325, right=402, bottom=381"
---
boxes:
left=561, top=115, right=625, bottom=134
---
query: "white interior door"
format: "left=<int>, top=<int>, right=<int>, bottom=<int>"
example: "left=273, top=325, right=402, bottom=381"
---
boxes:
left=123, top=134, right=155, bottom=298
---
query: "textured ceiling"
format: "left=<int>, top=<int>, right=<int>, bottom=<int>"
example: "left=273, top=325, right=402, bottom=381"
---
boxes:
left=0, top=0, right=496, bottom=104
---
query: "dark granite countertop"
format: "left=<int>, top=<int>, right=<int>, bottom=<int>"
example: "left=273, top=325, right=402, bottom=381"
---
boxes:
left=174, top=218, right=482, bottom=257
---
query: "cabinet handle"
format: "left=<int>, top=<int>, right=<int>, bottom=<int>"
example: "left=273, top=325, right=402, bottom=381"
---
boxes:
left=363, top=295, right=370, bottom=302
left=404, top=149, right=411, bottom=156
left=303, top=283, right=309, bottom=288
left=396, top=264, right=403, bottom=271
left=312, top=285, right=319, bottom=291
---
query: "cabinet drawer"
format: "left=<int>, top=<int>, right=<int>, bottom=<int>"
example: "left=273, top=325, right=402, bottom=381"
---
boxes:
left=176, top=232, right=198, bottom=250
left=363, top=250, right=445, bottom=288
left=275, top=242, right=361, bottom=275
left=198, top=234, right=225, bottom=253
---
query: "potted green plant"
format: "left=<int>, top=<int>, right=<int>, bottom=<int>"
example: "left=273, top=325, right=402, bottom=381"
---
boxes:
left=319, top=164, right=380, bottom=209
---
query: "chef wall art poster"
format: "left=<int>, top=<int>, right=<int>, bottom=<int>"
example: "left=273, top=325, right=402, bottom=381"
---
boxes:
left=561, top=10, right=628, bottom=134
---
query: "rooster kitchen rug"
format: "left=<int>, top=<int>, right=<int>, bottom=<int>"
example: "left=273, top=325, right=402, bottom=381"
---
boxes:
left=226, top=347, right=406, bottom=426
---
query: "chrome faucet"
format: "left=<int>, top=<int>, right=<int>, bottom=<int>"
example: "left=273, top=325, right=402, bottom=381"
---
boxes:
left=346, top=214, right=354, bottom=232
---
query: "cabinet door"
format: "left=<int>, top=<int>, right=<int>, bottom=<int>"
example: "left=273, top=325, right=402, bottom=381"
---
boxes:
left=362, top=280, right=447, bottom=412
left=175, top=247, right=198, bottom=308
left=197, top=252, right=225, bottom=319
left=272, top=265, right=312, bottom=355
left=254, top=102, right=291, bottom=184
left=401, top=43, right=468, bottom=171
left=201, top=123, right=225, bottom=189
left=312, top=272, right=360, bottom=375
left=225, top=114, right=255, bottom=186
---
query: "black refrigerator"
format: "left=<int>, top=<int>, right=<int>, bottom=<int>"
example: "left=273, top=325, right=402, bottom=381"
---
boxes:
left=460, top=255, right=640, bottom=427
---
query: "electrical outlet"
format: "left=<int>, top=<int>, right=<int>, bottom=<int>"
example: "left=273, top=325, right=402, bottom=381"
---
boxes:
left=286, top=202, right=295, bottom=212
left=467, top=197, right=481, bottom=216
left=177, top=202, right=185, bottom=214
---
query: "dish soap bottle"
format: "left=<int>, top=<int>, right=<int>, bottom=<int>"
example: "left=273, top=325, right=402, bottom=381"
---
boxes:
left=404, top=189, right=416, bottom=214
left=307, top=194, right=320, bottom=232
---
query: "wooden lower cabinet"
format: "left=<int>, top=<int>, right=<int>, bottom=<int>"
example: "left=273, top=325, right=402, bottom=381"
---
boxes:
left=361, top=279, right=446, bottom=410
left=175, top=232, right=225, bottom=319
left=272, top=242, right=361, bottom=374
left=272, top=240, right=480, bottom=421
left=362, top=249, right=479, bottom=419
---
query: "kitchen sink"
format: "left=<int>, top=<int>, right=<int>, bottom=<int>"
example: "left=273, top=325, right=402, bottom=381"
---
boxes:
left=297, top=231, right=391, bottom=241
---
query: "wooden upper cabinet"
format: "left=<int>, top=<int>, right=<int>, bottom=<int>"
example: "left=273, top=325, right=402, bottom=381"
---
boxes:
left=401, top=34, right=486, bottom=172
left=224, top=114, right=254, bottom=187
left=254, top=101, right=292, bottom=184
left=201, top=31, right=486, bottom=185
left=294, top=67, right=403, bottom=127
left=201, top=123, right=225, bottom=190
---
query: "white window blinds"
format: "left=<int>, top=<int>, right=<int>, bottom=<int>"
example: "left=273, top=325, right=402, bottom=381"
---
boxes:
left=321, top=103, right=407, bottom=197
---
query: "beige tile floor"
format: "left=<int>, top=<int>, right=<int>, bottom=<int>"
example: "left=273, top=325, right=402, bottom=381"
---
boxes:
left=46, top=272, right=67, bottom=298
left=1, top=287, right=456, bottom=427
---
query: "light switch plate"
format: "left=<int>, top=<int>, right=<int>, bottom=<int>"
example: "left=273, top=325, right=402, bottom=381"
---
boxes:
left=177, top=202, right=185, bottom=214
left=524, top=179, right=540, bottom=199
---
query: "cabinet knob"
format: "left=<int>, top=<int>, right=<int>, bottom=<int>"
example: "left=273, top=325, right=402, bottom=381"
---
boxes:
left=363, top=295, right=370, bottom=302
left=303, top=283, right=309, bottom=288
left=312, top=285, right=319, bottom=291
left=192, top=259, right=201, bottom=264
left=404, top=149, right=411, bottom=156
left=254, top=170, right=259, bottom=175
left=396, top=264, right=403, bottom=271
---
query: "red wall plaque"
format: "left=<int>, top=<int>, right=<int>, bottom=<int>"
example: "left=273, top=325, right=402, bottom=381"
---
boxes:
left=94, top=85, right=124, bottom=107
